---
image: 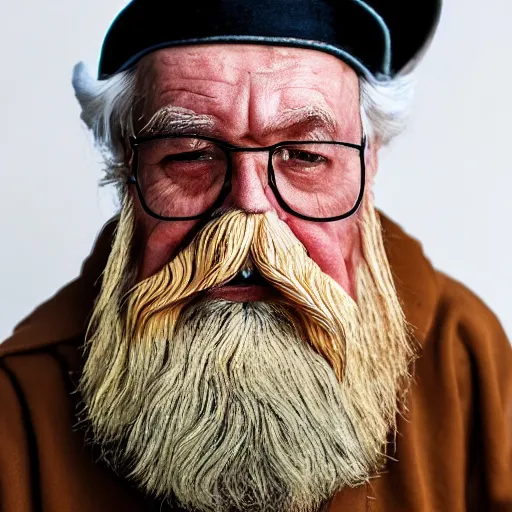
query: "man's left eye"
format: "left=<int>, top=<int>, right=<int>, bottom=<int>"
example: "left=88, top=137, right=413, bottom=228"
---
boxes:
left=279, top=149, right=326, bottom=164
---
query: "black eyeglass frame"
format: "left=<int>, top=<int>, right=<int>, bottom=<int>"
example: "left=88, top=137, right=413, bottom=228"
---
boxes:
left=127, top=133, right=366, bottom=223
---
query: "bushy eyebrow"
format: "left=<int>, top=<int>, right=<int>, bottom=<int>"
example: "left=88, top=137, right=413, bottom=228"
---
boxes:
left=139, top=106, right=216, bottom=136
left=138, top=104, right=339, bottom=140
left=262, top=106, right=339, bottom=139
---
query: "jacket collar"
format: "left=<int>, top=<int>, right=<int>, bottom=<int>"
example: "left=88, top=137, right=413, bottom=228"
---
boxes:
left=0, top=212, right=439, bottom=358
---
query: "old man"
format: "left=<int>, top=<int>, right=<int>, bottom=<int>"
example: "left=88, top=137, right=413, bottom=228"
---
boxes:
left=1, top=0, right=511, bottom=511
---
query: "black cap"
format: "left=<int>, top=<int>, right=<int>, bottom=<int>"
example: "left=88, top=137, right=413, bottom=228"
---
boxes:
left=98, top=0, right=442, bottom=81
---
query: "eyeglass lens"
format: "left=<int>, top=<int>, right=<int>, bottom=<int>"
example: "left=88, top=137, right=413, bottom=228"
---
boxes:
left=134, top=137, right=362, bottom=219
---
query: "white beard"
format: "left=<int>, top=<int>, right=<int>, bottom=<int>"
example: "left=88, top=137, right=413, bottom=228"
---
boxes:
left=114, top=300, right=377, bottom=512
left=80, top=201, right=416, bottom=512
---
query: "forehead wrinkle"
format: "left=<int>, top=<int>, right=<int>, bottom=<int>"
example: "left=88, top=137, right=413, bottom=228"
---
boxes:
left=139, top=105, right=217, bottom=136
left=262, top=106, right=339, bottom=139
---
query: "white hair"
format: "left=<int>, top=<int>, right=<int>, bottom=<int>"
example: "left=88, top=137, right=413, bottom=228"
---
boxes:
left=72, top=62, right=138, bottom=188
left=72, top=60, right=415, bottom=187
left=359, top=74, right=415, bottom=146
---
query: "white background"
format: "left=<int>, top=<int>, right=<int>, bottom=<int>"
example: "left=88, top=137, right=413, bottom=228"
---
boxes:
left=1, top=1, right=510, bottom=342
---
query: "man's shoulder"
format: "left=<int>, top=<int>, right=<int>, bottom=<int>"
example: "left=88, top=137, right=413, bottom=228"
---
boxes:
left=379, top=212, right=508, bottom=350
left=434, top=270, right=508, bottom=341
left=0, top=336, right=83, bottom=404
left=425, top=270, right=511, bottom=377
left=0, top=288, right=87, bottom=360
left=0, top=298, right=85, bottom=402
left=0, top=219, right=118, bottom=360
left=435, top=271, right=497, bottom=316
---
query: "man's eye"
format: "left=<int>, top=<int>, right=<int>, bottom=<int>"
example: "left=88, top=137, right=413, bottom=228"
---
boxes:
left=161, top=150, right=213, bottom=163
left=279, top=149, right=326, bottom=164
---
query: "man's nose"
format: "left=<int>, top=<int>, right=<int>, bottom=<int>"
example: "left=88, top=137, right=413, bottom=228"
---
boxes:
left=222, top=152, right=276, bottom=214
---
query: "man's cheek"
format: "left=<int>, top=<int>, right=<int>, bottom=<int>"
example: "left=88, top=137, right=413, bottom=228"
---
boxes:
left=282, top=216, right=361, bottom=296
left=135, top=219, right=201, bottom=281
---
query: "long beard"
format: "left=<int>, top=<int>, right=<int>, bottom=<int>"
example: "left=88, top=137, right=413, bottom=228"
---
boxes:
left=80, top=197, right=416, bottom=512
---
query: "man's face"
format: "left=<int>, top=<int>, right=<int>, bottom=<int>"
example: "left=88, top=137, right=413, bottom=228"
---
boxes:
left=81, top=44, right=411, bottom=512
left=132, top=45, right=378, bottom=298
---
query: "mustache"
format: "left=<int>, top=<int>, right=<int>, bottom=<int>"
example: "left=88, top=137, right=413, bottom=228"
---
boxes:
left=124, top=210, right=358, bottom=381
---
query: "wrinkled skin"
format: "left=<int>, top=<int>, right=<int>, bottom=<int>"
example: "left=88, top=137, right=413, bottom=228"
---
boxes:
left=130, top=45, right=379, bottom=299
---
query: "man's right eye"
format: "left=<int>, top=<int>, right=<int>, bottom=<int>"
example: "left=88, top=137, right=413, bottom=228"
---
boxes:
left=162, top=150, right=213, bottom=162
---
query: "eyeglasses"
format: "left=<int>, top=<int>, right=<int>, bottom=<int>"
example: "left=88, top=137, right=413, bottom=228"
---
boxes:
left=128, top=134, right=366, bottom=222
